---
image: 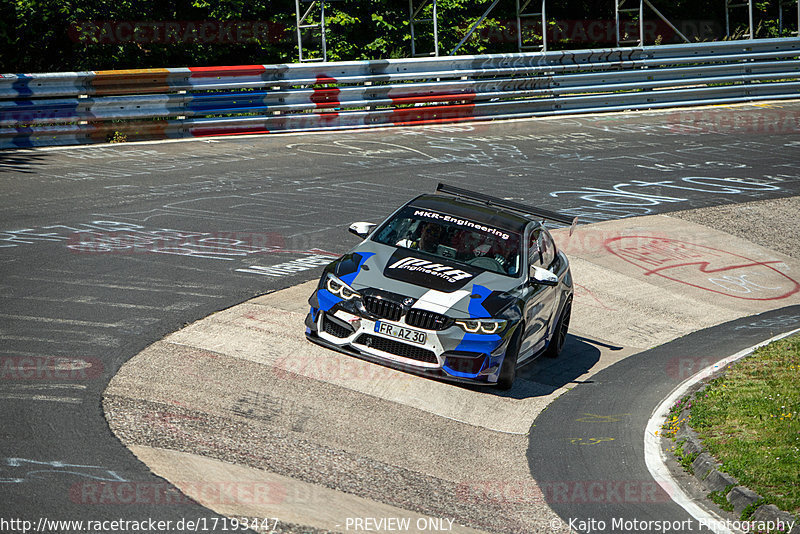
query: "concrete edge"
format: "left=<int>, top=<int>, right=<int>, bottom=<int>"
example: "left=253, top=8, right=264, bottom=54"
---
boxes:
left=673, top=392, right=799, bottom=528
left=644, top=328, right=800, bottom=534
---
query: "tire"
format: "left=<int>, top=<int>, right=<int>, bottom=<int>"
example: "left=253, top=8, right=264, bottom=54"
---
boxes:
left=496, top=325, right=523, bottom=390
left=544, top=297, right=572, bottom=359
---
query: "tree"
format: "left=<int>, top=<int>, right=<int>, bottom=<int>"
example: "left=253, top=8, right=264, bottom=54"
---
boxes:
left=5, top=0, right=791, bottom=73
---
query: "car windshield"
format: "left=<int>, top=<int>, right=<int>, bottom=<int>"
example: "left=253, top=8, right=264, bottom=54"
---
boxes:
left=372, top=207, right=521, bottom=276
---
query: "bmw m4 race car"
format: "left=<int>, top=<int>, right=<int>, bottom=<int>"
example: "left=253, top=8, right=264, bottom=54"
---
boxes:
left=305, top=183, right=575, bottom=389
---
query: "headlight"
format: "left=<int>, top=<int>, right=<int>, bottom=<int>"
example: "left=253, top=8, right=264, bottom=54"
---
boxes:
left=325, top=273, right=361, bottom=300
left=455, top=319, right=507, bottom=335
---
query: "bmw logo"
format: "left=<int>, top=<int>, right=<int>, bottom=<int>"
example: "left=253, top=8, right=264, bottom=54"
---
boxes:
left=403, top=298, right=414, bottom=306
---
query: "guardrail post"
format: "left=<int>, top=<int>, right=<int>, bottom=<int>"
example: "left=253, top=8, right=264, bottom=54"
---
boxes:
left=616, top=0, right=644, bottom=47
left=410, top=0, right=439, bottom=57
left=516, top=0, right=546, bottom=52
left=296, top=0, right=340, bottom=62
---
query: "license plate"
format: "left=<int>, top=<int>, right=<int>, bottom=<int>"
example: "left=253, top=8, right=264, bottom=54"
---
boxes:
left=375, top=321, right=427, bottom=345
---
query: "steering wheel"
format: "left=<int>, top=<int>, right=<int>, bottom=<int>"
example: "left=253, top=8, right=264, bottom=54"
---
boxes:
left=466, top=256, right=504, bottom=273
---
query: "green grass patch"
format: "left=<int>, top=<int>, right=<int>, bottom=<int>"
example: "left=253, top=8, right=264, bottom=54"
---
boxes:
left=674, top=440, right=699, bottom=474
left=689, top=334, right=800, bottom=516
left=741, top=498, right=768, bottom=521
left=708, top=486, right=736, bottom=512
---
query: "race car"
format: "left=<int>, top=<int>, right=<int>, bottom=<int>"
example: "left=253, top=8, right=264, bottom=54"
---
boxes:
left=305, top=183, right=575, bottom=390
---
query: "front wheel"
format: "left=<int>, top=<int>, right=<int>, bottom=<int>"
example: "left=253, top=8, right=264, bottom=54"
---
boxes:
left=544, top=297, right=572, bottom=359
left=496, top=326, right=523, bottom=390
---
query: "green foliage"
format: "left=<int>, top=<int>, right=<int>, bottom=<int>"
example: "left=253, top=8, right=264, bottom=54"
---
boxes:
left=108, top=130, right=127, bottom=143
left=7, top=0, right=798, bottom=72
left=690, top=335, right=800, bottom=516
left=11, top=0, right=292, bottom=71
left=675, top=442, right=699, bottom=474
left=708, top=487, right=736, bottom=512
left=741, top=498, right=768, bottom=520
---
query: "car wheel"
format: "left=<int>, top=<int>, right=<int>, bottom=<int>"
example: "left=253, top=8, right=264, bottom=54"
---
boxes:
left=496, top=325, right=523, bottom=390
left=545, top=297, right=572, bottom=359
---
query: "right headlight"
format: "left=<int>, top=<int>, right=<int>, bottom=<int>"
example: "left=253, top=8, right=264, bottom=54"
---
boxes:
left=325, top=273, right=361, bottom=300
left=455, top=319, right=508, bottom=335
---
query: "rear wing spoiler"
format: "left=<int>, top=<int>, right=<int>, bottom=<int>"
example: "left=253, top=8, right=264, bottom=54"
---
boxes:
left=436, top=183, right=578, bottom=235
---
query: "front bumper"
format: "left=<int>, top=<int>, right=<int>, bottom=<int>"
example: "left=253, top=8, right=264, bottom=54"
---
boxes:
left=306, top=291, right=511, bottom=385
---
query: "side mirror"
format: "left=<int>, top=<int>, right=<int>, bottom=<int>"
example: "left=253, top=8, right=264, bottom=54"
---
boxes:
left=531, top=265, right=559, bottom=286
left=348, top=222, right=376, bottom=239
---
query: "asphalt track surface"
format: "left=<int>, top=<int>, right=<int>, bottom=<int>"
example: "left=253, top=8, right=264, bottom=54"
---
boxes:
left=1, top=102, right=800, bottom=531
left=529, top=306, right=800, bottom=534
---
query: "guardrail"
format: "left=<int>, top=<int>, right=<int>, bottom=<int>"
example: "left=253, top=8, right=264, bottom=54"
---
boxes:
left=2, top=38, right=799, bottom=148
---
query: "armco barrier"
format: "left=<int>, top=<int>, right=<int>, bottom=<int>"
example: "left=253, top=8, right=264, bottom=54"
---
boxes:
left=1, top=38, right=799, bottom=148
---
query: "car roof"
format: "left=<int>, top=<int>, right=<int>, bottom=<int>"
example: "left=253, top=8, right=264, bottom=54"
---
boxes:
left=407, top=194, right=536, bottom=234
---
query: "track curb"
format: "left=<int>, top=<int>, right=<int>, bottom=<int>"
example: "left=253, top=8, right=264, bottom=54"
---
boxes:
left=644, top=328, right=800, bottom=534
left=672, top=388, right=799, bottom=530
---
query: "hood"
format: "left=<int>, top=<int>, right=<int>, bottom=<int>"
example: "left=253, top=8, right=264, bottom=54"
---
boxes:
left=334, top=240, right=521, bottom=317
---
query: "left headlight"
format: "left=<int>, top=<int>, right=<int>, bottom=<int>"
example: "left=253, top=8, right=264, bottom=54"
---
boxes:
left=455, top=319, right=507, bottom=335
left=325, top=273, right=361, bottom=300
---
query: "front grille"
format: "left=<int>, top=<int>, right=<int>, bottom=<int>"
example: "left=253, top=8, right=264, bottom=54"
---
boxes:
left=355, top=334, right=438, bottom=364
left=363, top=295, right=403, bottom=321
left=322, top=317, right=352, bottom=338
left=406, top=309, right=453, bottom=331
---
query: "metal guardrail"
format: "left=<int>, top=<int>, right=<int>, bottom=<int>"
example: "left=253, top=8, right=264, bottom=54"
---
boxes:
left=1, top=38, right=799, bottom=148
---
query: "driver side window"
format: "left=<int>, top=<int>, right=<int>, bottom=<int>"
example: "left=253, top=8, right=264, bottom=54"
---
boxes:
left=529, top=228, right=556, bottom=269
left=529, top=229, right=544, bottom=269
left=540, top=229, right=556, bottom=268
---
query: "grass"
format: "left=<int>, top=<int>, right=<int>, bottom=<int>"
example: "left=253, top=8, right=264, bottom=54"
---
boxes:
left=659, top=395, right=699, bottom=473
left=688, top=334, right=800, bottom=517
left=708, top=486, right=736, bottom=512
left=675, top=440, right=699, bottom=474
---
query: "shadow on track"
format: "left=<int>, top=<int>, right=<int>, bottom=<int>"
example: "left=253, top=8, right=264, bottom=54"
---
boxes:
left=466, top=334, right=604, bottom=400
left=0, top=150, right=48, bottom=174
